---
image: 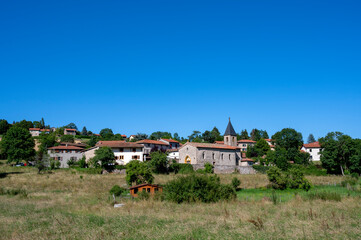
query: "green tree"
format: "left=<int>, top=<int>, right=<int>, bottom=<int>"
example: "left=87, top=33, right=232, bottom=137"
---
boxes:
left=38, top=132, right=57, bottom=154
left=126, top=160, right=154, bottom=186
left=99, top=128, right=114, bottom=139
left=60, top=135, right=75, bottom=143
left=93, top=146, right=115, bottom=170
left=149, top=131, right=172, bottom=140
left=349, top=139, right=361, bottom=175
left=131, top=133, right=148, bottom=142
left=319, top=132, right=354, bottom=175
left=239, top=129, right=249, bottom=140
left=272, top=128, right=303, bottom=150
left=188, top=130, right=201, bottom=142
left=0, top=119, right=10, bottom=135
left=88, top=135, right=100, bottom=147
left=307, top=134, right=316, bottom=143
left=81, top=126, right=88, bottom=136
left=202, top=130, right=215, bottom=143
left=0, top=126, right=35, bottom=163
left=64, top=123, right=78, bottom=130
left=173, top=133, right=180, bottom=141
left=148, top=151, right=168, bottom=174
left=254, top=138, right=271, bottom=157
left=211, top=127, right=223, bottom=141
left=250, top=129, right=268, bottom=141
left=13, top=120, right=34, bottom=129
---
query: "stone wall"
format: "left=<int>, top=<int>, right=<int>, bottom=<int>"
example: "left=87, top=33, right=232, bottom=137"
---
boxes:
left=192, top=164, right=256, bottom=174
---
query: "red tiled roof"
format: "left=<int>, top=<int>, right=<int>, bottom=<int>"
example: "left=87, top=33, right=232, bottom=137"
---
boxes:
left=182, top=142, right=238, bottom=150
left=94, top=134, right=100, bottom=136
left=29, top=128, right=40, bottom=131
left=303, top=141, right=321, bottom=148
left=40, top=129, right=50, bottom=132
left=264, top=139, right=274, bottom=142
left=121, top=135, right=127, bottom=138
left=65, top=128, right=77, bottom=132
left=241, top=158, right=254, bottom=162
left=215, top=141, right=224, bottom=144
left=238, top=139, right=256, bottom=143
left=136, top=139, right=169, bottom=146
left=48, top=146, right=83, bottom=150
left=161, top=139, right=180, bottom=143
left=96, top=141, right=143, bottom=148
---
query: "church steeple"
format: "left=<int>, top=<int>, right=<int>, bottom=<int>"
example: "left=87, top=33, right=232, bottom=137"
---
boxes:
left=224, top=118, right=237, bottom=146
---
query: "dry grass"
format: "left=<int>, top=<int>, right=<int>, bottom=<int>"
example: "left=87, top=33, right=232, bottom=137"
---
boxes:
left=0, top=164, right=360, bottom=239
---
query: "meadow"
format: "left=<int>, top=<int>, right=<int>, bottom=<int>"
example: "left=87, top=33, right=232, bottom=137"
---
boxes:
left=0, top=162, right=360, bottom=240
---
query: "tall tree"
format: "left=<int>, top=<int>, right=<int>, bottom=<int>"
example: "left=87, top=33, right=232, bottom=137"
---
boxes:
left=188, top=130, right=201, bottom=142
left=64, top=123, right=78, bottom=130
left=0, top=119, right=10, bottom=135
left=131, top=133, right=148, bottom=142
left=211, top=127, right=223, bottom=141
left=38, top=132, right=57, bottom=154
left=271, top=128, right=303, bottom=150
left=148, top=151, right=169, bottom=174
left=99, top=128, right=114, bottom=139
left=254, top=138, right=271, bottom=157
left=40, top=118, right=45, bottom=129
left=149, top=131, right=172, bottom=140
left=92, top=146, right=115, bottom=170
left=239, top=129, right=249, bottom=140
left=126, top=160, right=154, bottom=186
left=319, top=132, right=354, bottom=175
left=13, top=120, right=34, bottom=129
left=202, top=130, right=215, bottom=143
left=0, top=126, right=35, bottom=163
left=81, top=126, right=88, bottom=136
left=60, top=135, right=75, bottom=143
left=307, top=134, right=316, bottom=143
left=173, top=133, right=180, bottom=141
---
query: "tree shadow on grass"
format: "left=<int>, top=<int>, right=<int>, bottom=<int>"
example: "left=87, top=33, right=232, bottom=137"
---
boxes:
left=0, top=172, right=24, bottom=179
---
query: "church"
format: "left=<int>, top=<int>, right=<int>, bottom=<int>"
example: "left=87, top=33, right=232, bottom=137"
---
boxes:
left=179, top=119, right=249, bottom=172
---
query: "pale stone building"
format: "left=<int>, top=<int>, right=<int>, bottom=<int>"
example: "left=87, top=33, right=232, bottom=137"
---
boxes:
left=301, top=141, right=322, bottom=161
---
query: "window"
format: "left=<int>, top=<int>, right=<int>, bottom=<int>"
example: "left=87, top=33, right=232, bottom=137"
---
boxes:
left=119, top=148, right=123, bottom=152
left=132, top=155, right=140, bottom=160
left=243, top=144, right=246, bottom=147
left=147, top=188, right=151, bottom=193
left=229, top=154, right=231, bottom=160
left=119, top=155, right=124, bottom=160
left=142, top=188, right=146, bottom=192
left=309, top=149, right=312, bottom=152
left=221, top=154, right=223, bottom=160
left=226, top=137, right=228, bottom=142
left=133, top=148, right=136, bottom=152
left=134, top=189, right=138, bottom=194
left=212, top=153, right=215, bottom=160
left=213, top=162, right=215, bottom=166
left=203, top=152, right=205, bottom=159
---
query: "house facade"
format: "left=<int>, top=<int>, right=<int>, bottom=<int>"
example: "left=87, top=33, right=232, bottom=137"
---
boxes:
left=47, top=145, right=83, bottom=168
left=301, top=141, right=322, bottom=161
left=29, top=128, right=50, bottom=137
left=64, top=128, right=77, bottom=136
left=159, top=139, right=180, bottom=149
left=136, top=139, right=170, bottom=158
left=166, top=148, right=179, bottom=161
left=237, top=139, right=256, bottom=152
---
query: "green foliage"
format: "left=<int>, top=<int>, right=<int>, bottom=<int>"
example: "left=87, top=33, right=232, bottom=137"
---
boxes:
left=204, top=162, right=214, bottom=173
left=78, top=156, right=87, bottom=168
left=272, top=128, right=303, bottom=150
left=0, top=187, right=28, bottom=197
left=60, top=135, right=75, bottom=143
left=267, top=167, right=312, bottom=191
left=109, top=185, right=125, bottom=197
left=87, top=136, right=100, bottom=147
left=93, top=146, right=115, bottom=170
left=126, top=160, right=154, bottom=186
left=254, top=139, right=271, bottom=157
left=0, top=119, right=10, bottom=135
left=38, top=132, right=57, bottom=154
left=149, top=131, right=172, bottom=140
left=148, top=151, right=168, bottom=174
left=137, top=191, right=150, bottom=200
left=307, top=134, right=316, bottom=143
left=303, top=192, right=341, bottom=201
left=0, top=126, right=35, bottom=163
left=81, top=126, right=88, bottom=136
left=251, top=129, right=268, bottom=141
left=252, top=165, right=270, bottom=174
left=64, top=123, right=78, bottom=130
left=99, top=128, right=114, bottom=139
left=341, top=176, right=359, bottom=187
left=115, top=165, right=126, bottom=170
left=74, top=167, right=102, bottom=174
left=239, top=129, right=249, bottom=140
left=231, top=177, right=241, bottom=190
left=169, top=163, right=194, bottom=174
left=164, top=174, right=236, bottom=203
left=130, top=133, right=148, bottom=142
left=13, top=120, right=34, bottom=129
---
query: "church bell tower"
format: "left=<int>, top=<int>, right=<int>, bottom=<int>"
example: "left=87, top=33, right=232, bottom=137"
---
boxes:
left=224, top=118, right=237, bottom=147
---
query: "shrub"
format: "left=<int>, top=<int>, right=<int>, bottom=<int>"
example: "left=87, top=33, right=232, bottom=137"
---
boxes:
left=164, top=174, right=236, bottom=203
left=78, top=156, right=87, bottom=168
left=138, top=191, right=150, bottom=200
left=231, top=177, right=241, bottom=190
left=126, top=160, right=154, bottom=186
left=75, top=167, right=102, bottom=174
left=341, top=176, right=359, bottom=187
left=169, top=163, right=194, bottom=174
left=252, top=165, right=270, bottom=174
left=109, top=185, right=125, bottom=197
left=270, top=190, right=280, bottom=205
left=115, top=165, right=126, bottom=170
left=148, top=151, right=168, bottom=174
left=267, top=167, right=312, bottom=191
left=303, top=192, right=342, bottom=201
left=196, top=168, right=206, bottom=174
left=0, top=187, right=27, bottom=197
left=204, top=163, right=214, bottom=173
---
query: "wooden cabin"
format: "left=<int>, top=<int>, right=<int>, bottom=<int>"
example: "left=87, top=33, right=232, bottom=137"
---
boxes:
left=129, top=183, right=163, bottom=197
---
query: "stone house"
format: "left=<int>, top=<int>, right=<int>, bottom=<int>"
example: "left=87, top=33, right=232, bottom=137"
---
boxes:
left=47, top=145, right=83, bottom=168
left=237, top=139, right=256, bottom=152
left=29, top=128, right=50, bottom=137
left=159, top=139, right=180, bottom=149
left=136, top=139, right=170, bottom=159
left=64, top=128, right=77, bottom=136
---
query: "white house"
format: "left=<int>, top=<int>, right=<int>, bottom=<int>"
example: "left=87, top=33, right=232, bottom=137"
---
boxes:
left=301, top=141, right=322, bottom=161
left=166, top=148, right=179, bottom=161
left=92, top=141, right=145, bottom=165
left=136, top=139, right=170, bottom=159
left=29, top=128, right=50, bottom=137
left=159, top=139, right=180, bottom=149
left=64, top=128, right=77, bottom=136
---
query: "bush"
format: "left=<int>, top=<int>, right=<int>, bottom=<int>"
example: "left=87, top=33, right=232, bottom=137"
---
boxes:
left=78, top=156, right=87, bottom=168
left=164, top=174, right=236, bottom=203
left=148, top=151, right=168, bottom=174
left=0, top=187, right=27, bottom=197
left=252, top=165, right=270, bottom=174
left=74, top=167, right=102, bottom=174
left=126, top=160, right=154, bottom=186
left=138, top=191, right=150, bottom=200
left=196, top=168, right=206, bottom=174
left=341, top=176, right=359, bottom=187
left=303, top=192, right=342, bottom=201
left=115, top=165, right=126, bottom=170
left=231, top=177, right=241, bottom=190
left=109, top=185, right=125, bottom=197
left=169, top=163, right=194, bottom=174
left=204, top=163, right=214, bottom=173
left=267, top=167, right=312, bottom=191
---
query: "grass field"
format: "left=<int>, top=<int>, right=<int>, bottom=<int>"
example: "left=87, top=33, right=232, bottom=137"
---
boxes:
left=0, top=163, right=360, bottom=239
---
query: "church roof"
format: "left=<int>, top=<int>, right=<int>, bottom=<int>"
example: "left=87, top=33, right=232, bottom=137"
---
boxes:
left=182, top=142, right=238, bottom=150
left=224, top=118, right=237, bottom=136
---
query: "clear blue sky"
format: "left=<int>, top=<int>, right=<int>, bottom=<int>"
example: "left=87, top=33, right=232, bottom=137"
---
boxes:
left=1, top=0, right=360, bottom=140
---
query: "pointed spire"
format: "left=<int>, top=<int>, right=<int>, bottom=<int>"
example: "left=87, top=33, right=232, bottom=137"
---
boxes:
left=224, top=118, right=237, bottom=136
